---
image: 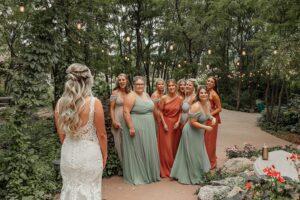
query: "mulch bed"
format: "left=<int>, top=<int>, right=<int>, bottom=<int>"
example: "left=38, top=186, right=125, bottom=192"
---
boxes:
left=272, top=132, right=300, bottom=145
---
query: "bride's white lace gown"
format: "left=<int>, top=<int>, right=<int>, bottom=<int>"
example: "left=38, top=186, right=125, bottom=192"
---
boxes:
left=59, top=97, right=103, bottom=200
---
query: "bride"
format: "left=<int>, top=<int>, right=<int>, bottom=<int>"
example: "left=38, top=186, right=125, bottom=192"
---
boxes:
left=54, top=63, right=107, bottom=200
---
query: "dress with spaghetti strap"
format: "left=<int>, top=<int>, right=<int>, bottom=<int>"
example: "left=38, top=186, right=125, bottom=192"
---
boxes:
left=122, top=93, right=160, bottom=185
left=110, top=94, right=124, bottom=162
left=205, top=99, right=221, bottom=169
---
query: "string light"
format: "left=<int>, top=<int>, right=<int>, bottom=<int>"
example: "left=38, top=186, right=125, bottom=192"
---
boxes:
left=206, top=64, right=210, bottom=70
left=178, top=64, right=181, bottom=68
left=169, top=44, right=174, bottom=51
left=242, top=49, right=246, bottom=56
left=19, top=2, right=25, bottom=12
left=208, top=48, right=212, bottom=55
left=273, top=49, right=278, bottom=55
left=76, top=21, right=82, bottom=30
left=125, top=36, right=131, bottom=42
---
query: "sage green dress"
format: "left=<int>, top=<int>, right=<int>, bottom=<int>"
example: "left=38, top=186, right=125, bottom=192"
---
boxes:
left=122, top=95, right=160, bottom=185
left=170, top=112, right=211, bottom=184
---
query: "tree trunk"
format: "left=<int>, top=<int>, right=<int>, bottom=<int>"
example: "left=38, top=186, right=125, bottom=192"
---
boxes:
left=236, top=77, right=241, bottom=110
left=275, top=82, right=285, bottom=132
left=265, top=78, right=271, bottom=121
left=135, top=2, right=142, bottom=74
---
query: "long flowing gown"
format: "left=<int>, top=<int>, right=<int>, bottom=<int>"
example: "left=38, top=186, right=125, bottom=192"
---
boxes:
left=170, top=112, right=211, bottom=185
left=60, top=97, right=103, bottom=200
left=158, top=96, right=182, bottom=177
left=180, top=101, right=190, bottom=125
left=205, top=99, right=221, bottom=169
left=122, top=95, right=160, bottom=185
left=110, top=94, right=124, bottom=162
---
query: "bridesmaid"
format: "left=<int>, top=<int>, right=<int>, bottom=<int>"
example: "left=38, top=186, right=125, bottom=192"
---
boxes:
left=205, top=76, right=222, bottom=169
left=180, top=79, right=197, bottom=127
left=158, top=79, right=182, bottom=177
left=110, top=73, right=130, bottom=162
left=151, top=78, right=165, bottom=125
left=177, top=79, right=186, bottom=99
left=171, top=86, right=216, bottom=184
left=122, top=76, right=160, bottom=185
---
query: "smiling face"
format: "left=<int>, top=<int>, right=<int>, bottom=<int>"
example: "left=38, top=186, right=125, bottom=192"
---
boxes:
left=198, top=88, right=208, bottom=102
left=134, top=78, right=145, bottom=94
left=156, top=80, right=165, bottom=93
left=167, top=81, right=177, bottom=95
left=206, top=77, right=216, bottom=90
left=118, top=75, right=127, bottom=89
left=178, top=81, right=186, bottom=93
left=185, top=80, right=194, bottom=94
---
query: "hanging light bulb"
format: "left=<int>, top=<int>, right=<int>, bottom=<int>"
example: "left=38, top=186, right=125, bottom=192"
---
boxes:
left=19, top=2, right=25, bottom=12
left=126, top=36, right=131, bottom=42
left=206, top=64, right=210, bottom=70
left=178, top=64, right=181, bottom=68
left=273, top=49, right=278, bottom=55
left=76, top=21, right=82, bottom=30
left=208, top=48, right=212, bottom=55
left=169, top=44, right=174, bottom=51
left=242, top=49, right=246, bottom=56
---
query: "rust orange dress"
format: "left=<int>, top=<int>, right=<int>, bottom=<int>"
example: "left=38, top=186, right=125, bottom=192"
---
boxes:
left=158, top=96, right=182, bottom=177
left=205, top=95, right=221, bottom=169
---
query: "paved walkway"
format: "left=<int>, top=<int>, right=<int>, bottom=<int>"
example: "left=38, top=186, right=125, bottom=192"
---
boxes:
left=102, top=109, right=290, bottom=200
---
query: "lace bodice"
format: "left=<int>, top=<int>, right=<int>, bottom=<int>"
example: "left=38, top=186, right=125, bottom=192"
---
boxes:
left=65, top=97, right=98, bottom=143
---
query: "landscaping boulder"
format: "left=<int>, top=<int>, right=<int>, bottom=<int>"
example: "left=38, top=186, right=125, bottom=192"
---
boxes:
left=211, top=177, right=244, bottom=189
left=254, top=150, right=299, bottom=181
left=198, top=185, right=231, bottom=200
left=226, top=186, right=245, bottom=199
left=222, top=158, right=253, bottom=175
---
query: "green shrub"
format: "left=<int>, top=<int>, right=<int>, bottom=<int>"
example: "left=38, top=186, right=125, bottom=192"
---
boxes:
left=0, top=118, right=60, bottom=199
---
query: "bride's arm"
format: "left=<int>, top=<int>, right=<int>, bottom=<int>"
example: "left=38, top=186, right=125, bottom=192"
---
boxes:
left=54, top=101, right=65, bottom=144
left=94, top=98, right=108, bottom=168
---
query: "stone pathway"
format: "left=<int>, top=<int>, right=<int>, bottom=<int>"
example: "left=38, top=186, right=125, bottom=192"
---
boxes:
left=102, top=109, right=290, bottom=200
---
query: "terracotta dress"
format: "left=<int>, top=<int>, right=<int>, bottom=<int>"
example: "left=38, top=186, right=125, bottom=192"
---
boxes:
left=204, top=99, right=221, bottom=169
left=158, top=96, right=182, bottom=177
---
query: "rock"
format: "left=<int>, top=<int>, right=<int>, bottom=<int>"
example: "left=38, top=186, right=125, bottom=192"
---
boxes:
left=226, top=186, right=245, bottom=199
left=198, top=185, right=231, bottom=200
left=254, top=150, right=299, bottom=181
left=238, top=169, right=255, bottom=178
left=222, top=158, right=253, bottom=175
left=211, top=177, right=244, bottom=189
left=245, top=175, right=262, bottom=183
left=250, top=156, right=257, bottom=162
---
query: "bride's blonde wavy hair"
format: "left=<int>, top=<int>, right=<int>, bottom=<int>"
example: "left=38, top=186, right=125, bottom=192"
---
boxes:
left=58, top=63, right=94, bottom=137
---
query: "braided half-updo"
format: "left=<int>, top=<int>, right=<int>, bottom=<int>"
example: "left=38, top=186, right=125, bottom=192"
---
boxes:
left=58, top=63, right=94, bottom=137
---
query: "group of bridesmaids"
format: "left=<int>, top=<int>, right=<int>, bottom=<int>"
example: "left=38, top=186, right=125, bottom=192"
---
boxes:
left=109, top=74, right=222, bottom=185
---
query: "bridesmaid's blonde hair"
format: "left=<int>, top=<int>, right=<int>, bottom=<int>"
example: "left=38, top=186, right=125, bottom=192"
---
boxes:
left=58, top=63, right=93, bottom=137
